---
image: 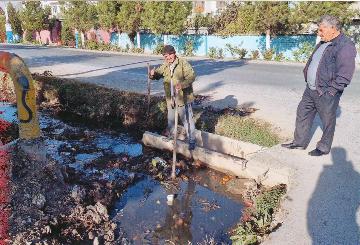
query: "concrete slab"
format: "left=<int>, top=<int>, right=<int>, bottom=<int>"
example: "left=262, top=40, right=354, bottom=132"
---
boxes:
left=142, top=131, right=292, bottom=187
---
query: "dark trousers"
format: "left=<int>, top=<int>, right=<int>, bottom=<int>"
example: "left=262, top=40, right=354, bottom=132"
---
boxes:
left=293, top=87, right=341, bottom=153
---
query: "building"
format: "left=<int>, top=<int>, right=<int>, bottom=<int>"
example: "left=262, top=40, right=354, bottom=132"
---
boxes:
left=193, top=1, right=227, bottom=15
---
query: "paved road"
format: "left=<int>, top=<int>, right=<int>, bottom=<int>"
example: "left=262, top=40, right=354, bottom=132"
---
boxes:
left=2, top=44, right=360, bottom=244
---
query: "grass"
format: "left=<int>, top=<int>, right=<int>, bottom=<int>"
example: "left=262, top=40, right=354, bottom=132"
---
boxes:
left=215, top=115, right=280, bottom=147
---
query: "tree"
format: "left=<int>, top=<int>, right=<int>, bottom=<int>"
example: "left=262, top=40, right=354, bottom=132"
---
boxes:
left=116, top=2, right=143, bottom=47
left=186, top=13, right=215, bottom=34
left=213, top=2, right=242, bottom=35
left=96, top=1, right=120, bottom=45
left=97, top=1, right=120, bottom=30
left=294, top=2, right=357, bottom=25
left=19, top=1, right=51, bottom=43
left=214, top=2, right=292, bottom=49
left=0, top=13, right=5, bottom=43
left=7, top=2, right=23, bottom=37
left=141, top=2, right=192, bottom=35
left=292, top=2, right=358, bottom=32
left=214, top=2, right=257, bottom=36
left=62, top=1, right=98, bottom=48
left=253, top=2, right=292, bottom=50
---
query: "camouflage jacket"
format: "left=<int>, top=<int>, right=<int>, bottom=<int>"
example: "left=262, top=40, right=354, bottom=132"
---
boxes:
left=150, top=57, right=196, bottom=106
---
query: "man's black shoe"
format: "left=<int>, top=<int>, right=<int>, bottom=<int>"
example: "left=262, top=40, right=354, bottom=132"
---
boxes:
left=308, top=149, right=327, bottom=156
left=281, top=143, right=305, bottom=150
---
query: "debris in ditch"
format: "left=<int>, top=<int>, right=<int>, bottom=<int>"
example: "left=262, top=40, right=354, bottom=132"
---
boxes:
left=197, top=198, right=221, bottom=212
left=151, top=157, right=167, bottom=168
left=220, top=175, right=232, bottom=185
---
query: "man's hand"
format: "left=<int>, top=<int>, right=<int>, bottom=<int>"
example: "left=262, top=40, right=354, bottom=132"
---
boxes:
left=175, top=83, right=182, bottom=91
left=149, top=68, right=155, bottom=78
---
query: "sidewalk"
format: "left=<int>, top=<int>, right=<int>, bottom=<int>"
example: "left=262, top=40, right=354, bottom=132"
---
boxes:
left=259, top=111, right=360, bottom=244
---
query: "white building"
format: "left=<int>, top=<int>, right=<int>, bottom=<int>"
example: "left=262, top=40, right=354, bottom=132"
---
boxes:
left=193, top=1, right=227, bottom=15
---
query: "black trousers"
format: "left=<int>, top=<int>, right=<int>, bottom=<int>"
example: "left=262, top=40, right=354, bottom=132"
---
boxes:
left=293, top=87, right=341, bottom=153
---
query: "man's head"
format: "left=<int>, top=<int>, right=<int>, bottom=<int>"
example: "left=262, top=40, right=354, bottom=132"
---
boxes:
left=162, top=45, right=176, bottom=64
left=317, top=15, right=341, bottom=42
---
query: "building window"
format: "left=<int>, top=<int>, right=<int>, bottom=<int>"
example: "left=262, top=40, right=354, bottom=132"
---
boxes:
left=194, top=1, right=205, bottom=14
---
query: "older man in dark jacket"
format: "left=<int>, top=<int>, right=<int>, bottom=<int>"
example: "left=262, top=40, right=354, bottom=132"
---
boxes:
left=282, top=15, right=357, bottom=156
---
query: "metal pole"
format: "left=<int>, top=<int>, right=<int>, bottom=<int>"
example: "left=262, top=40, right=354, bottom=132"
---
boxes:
left=171, top=90, right=178, bottom=180
left=147, top=63, right=151, bottom=116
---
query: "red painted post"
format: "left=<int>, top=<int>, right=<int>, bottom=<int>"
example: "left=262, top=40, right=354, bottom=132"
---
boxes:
left=0, top=118, right=11, bottom=244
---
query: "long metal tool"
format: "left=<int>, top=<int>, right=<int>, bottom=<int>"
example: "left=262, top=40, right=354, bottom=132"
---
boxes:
left=146, top=63, right=151, bottom=116
left=171, top=89, right=178, bottom=180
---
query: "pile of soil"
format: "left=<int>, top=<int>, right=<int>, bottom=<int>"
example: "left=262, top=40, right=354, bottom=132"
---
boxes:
left=8, top=140, right=125, bottom=244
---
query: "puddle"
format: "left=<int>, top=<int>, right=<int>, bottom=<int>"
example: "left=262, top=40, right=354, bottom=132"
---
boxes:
left=111, top=172, right=244, bottom=244
left=0, top=102, right=17, bottom=122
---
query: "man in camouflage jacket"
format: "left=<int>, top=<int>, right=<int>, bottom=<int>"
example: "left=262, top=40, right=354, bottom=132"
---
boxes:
left=149, top=45, right=196, bottom=150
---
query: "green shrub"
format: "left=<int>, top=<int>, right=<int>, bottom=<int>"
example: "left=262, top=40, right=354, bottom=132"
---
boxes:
left=226, top=43, right=248, bottom=59
left=208, top=47, right=217, bottom=59
left=61, top=25, right=75, bottom=47
left=231, top=184, right=287, bottom=244
left=183, top=40, right=194, bottom=56
left=125, top=44, right=130, bottom=52
left=262, top=49, right=274, bottom=61
left=217, top=48, right=224, bottom=59
left=97, top=42, right=113, bottom=51
left=274, top=52, right=285, bottom=62
left=85, top=40, right=98, bottom=50
left=153, top=43, right=164, bottom=55
left=131, top=47, right=144, bottom=53
left=208, top=47, right=224, bottom=59
left=251, top=50, right=260, bottom=60
left=292, top=42, right=314, bottom=62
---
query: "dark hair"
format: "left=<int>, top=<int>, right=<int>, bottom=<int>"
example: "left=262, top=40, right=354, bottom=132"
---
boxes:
left=162, top=45, right=176, bottom=55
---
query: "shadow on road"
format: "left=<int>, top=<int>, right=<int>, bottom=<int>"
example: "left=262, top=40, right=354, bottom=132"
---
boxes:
left=307, top=147, right=360, bottom=244
left=57, top=59, right=161, bottom=77
left=64, top=59, right=248, bottom=95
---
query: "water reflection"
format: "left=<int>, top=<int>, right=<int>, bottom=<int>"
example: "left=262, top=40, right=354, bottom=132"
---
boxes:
left=112, top=173, right=243, bottom=243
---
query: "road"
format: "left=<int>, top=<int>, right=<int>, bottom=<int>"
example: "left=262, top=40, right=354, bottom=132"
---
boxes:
left=2, top=44, right=360, bottom=244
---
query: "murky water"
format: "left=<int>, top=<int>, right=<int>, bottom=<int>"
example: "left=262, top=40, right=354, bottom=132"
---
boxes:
left=111, top=172, right=243, bottom=244
left=0, top=102, right=17, bottom=122
left=1, top=103, right=245, bottom=243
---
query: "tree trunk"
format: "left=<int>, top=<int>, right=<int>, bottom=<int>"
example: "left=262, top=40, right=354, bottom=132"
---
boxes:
left=37, top=31, right=42, bottom=44
left=136, top=31, right=141, bottom=49
left=80, top=31, right=85, bottom=48
left=266, top=29, right=271, bottom=50
left=117, top=29, right=121, bottom=48
left=128, top=31, right=136, bottom=49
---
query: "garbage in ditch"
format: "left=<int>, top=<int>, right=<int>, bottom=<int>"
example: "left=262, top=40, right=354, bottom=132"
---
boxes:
left=1, top=103, right=255, bottom=244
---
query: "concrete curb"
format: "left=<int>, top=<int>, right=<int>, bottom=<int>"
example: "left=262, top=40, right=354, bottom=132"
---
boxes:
left=142, top=131, right=292, bottom=187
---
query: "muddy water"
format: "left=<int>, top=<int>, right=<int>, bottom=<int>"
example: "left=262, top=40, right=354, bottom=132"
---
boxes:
left=0, top=102, right=17, bottom=122
left=112, top=173, right=243, bottom=244
left=1, top=103, right=245, bottom=243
